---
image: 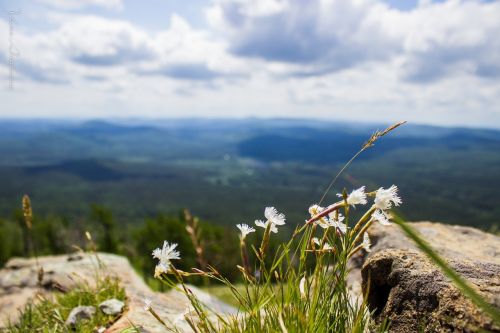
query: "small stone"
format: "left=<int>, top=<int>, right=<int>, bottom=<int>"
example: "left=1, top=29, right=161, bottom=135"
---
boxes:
left=67, top=253, right=84, bottom=262
left=99, top=298, right=125, bottom=315
left=65, top=306, right=96, bottom=326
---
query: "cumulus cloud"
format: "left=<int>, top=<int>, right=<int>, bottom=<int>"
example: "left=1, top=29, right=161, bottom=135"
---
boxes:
left=138, top=15, right=247, bottom=81
left=0, top=13, right=245, bottom=84
left=2, top=0, right=500, bottom=127
left=399, top=0, right=500, bottom=82
left=207, top=0, right=500, bottom=82
left=0, top=15, right=151, bottom=84
left=207, top=0, right=400, bottom=75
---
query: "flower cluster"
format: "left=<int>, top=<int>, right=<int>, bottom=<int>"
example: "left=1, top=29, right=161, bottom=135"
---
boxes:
left=146, top=184, right=403, bottom=331
left=308, top=204, right=347, bottom=233
left=308, top=185, right=402, bottom=254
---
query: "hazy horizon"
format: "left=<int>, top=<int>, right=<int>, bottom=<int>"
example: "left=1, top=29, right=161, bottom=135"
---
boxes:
left=1, top=116, right=500, bottom=132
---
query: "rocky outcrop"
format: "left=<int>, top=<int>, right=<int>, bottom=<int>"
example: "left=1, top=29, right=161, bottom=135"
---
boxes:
left=0, top=252, right=236, bottom=332
left=351, top=221, right=500, bottom=332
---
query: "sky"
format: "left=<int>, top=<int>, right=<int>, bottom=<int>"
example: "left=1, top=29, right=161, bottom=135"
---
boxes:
left=1, top=0, right=499, bottom=128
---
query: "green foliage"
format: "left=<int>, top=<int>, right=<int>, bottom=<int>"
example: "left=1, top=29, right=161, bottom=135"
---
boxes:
left=0, top=218, right=23, bottom=265
left=91, top=205, right=119, bottom=253
left=7, top=276, right=125, bottom=333
left=130, top=213, right=241, bottom=287
left=131, top=214, right=197, bottom=287
left=0, top=120, right=499, bottom=230
left=0, top=209, right=246, bottom=289
left=149, top=200, right=383, bottom=332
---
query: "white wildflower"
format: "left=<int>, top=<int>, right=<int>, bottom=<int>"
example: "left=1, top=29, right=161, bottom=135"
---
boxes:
left=236, top=223, right=256, bottom=240
left=316, top=219, right=330, bottom=229
left=299, top=276, right=307, bottom=299
left=322, top=243, right=334, bottom=251
left=152, top=241, right=181, bottom=276
left=372, top=209, right=392, bottom=226
left=264, top=207, right=286, bottom=226
left=154, top=262, right=169, bottom=278
left=362, top=232, right=371, bottom=253
left=328, top=212, right=345, bottom=223
left=315, top=212, right=346, bottom=232
left=255, top=207, right=285, bottom=233
left=328, top=212, right=347, bottom=233
left=374, top=185, right=402, bottom=210
left=255, top=219, right=278, bottom=233
left=312, top=237, right=334, bottom=251
left=143, top=297, right=152, bottom=311
left=308, top=204, right=324, bottom=216
left=310, top=204, right=335, bottom=229
left=338, top=186, right=367, bottom=206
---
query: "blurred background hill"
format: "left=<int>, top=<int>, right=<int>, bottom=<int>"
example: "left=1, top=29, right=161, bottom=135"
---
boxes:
left=0, top=118, right=499, bottom=284
left=0, top=118, right=498, bottom=229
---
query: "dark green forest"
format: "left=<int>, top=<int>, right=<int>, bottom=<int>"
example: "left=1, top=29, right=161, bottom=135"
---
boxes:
left=0, top=118, right=499, bottom=282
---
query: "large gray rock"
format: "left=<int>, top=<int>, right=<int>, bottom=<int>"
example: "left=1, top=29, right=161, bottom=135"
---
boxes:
left=0, top=252, right=237, bottom=332
left=350, top=221, right=500, bottom=333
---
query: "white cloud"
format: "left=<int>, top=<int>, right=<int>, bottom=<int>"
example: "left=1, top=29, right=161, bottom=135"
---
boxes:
left=207, top=0, right=399, bottom=74
left=37, top=0, right=123, bottom=10
left=207, top=0, right=500, bottom=82
left=0, top=13, right=246, bottom=85
left=1, top=0, right=500, bottom=128
left=398, top=0, right=500, bottom=82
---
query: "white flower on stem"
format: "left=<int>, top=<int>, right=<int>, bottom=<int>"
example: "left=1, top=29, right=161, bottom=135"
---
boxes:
left=316, top=219, right=330, bottom=229
left=255, top=219, right=278, bottom=233
left=154, top=263, right=169, bottom=278
left=236, top=223, right=256, bottom=240
left=328, top=212, right=347, bottom=233
left=152, top=241, right=181, bottom=276
left=265, top=207, right=286, bottom=226
left=372, top=209, right=392, bottom=226
left=255, top=207, right=285, bottom=233
left=338, top=186, right=367, bottom=206
left=299, top=276, right=307, bottom=299
left=143, top=297, right=152, bottom=311
left=308, top=204, right=324, bottom=216
left=362, top=232, right=372, bottom=253
left=312, top=237, right=334, bottom=251
left=152, top=241, right=181, bottom=262
left=309, top=204, right=333, bottom=229
left=322, top=243, right=334, bottom=251
left=374, top=185, right=402, bottom=210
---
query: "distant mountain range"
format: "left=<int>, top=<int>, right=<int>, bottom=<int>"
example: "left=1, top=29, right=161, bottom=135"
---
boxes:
left=0, top=118, right=498, bottom=229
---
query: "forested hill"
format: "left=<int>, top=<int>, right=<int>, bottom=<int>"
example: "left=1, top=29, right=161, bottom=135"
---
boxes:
left=0, top=118, right=499, bottom=229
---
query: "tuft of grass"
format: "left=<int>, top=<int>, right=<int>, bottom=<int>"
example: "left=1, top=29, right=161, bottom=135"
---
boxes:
left=142, top=122, right=407, bottom=332
left=7, top=276, right=126, bottom=333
